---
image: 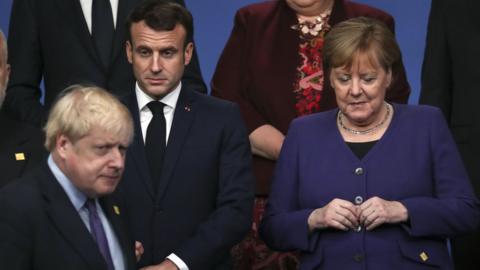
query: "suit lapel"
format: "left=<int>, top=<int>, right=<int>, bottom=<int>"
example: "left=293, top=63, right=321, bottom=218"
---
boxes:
left=99, top=197, right=136, bottom=269
left=156, top=87, right=196, bottom=202
left=53, top=0, right=102, bottom=71
left=39, top=164, right=107, bottom=270
left=127, top=93, right=155, bottom=198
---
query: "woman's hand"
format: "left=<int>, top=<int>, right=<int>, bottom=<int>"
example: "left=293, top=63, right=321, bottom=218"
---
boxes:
left=308, top=198, right=359, bottom=231
left=358, top=196, right=408, bottom=230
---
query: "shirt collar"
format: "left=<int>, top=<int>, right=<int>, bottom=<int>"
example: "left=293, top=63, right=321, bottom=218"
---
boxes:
left=47, top=155, right=88, bottom=211
left=135, top=82, right=182, bottom=113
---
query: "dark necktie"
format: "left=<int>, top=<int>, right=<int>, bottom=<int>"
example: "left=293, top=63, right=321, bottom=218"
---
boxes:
left=145, top=101, right=167, bottom=191
left=85, top=199, right=115, bottom=270
left=92, top=0, right=114, bottom=70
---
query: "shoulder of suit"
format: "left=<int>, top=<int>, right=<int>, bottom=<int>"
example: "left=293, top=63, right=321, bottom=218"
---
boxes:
left=236, top=0, right=282, bottom=20
left=344, top=1, right=394, bottom=22
left=0, top=112, right=44, bottom=144
left=191, top=91, right=238, bottom=111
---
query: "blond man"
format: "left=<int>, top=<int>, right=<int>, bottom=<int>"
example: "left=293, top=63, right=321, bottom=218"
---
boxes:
left=0, top=85, right=137, bottom=270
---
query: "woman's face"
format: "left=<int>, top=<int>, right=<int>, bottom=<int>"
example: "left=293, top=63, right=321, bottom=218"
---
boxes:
left=286, top=0, right=330, bottom=16
left=330, top=53, right=392, bottom=127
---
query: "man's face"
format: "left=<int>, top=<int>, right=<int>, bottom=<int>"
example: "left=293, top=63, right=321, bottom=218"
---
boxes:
left=127, top=22, right=193, bottom=99
left=56, top=127, right=130, bottom=198
left=0, top=41, right=10, bottom=108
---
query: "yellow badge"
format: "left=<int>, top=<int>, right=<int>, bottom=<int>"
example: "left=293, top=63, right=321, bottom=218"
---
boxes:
left=113, top=205, right=120, bottom=215
left=420, top=252, right=429, bottom=262
left=15, top=153, right=26, bottom=161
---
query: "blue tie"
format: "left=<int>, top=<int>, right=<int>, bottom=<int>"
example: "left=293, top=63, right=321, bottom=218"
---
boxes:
left=85, top=199, right=115, bottom=270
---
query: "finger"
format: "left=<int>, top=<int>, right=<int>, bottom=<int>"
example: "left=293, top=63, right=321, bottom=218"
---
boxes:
left=333, top=213, right=356, bottom=229
left=366, top=216, right=384, bottom=231
left=362, top=209, right=377, bottom=227
left=330, top=219, right=349, bottom=231
left=359, top=207, right=375, bottom=224
left=336, top=208, right=359, bottom=227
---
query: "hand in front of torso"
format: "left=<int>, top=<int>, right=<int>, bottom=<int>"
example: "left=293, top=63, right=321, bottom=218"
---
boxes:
left=358, top=196, right=409, bottom=231
left=308, top=198, right=359, bottom=231
left=308, top=197, right=408, bottom=232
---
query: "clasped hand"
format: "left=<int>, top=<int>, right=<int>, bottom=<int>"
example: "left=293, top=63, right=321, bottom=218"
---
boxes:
left=307, top=197, right=408, bottom=231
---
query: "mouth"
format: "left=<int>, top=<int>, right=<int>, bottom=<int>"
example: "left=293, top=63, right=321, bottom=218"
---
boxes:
left=146, top=77, right=167, bottom=85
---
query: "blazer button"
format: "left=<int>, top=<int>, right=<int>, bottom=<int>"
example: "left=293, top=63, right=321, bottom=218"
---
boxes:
left=354, top=196, right=363, bottom=205
left=155, top=206, right=163, bottom=213
left=354, top=167, right=364, bottom=175
left=353, top=253, right=364, bottom=262
left=355, top=225, right=362, bottom=232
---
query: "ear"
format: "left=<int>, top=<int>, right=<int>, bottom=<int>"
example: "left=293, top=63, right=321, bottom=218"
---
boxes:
left=183, top=42, right=193, bottom=66
left=126, top=41, right=133, bottom=64
left=386, top=69, right=392, bottom=88
left=329, top=69, right=335, bottom=89
left=55, top=134, right=72, bottom=160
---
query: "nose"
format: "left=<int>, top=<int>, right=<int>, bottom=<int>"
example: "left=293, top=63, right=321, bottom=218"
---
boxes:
left=150, top=53, right=163, bottom=73
left=350, top=78, right=362, bottom=97
left=109, top=148, right=125, bottom=170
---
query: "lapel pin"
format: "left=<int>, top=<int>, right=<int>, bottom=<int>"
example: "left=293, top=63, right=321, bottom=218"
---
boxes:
left=419, top=251, right=429, bottom=262
left=15, top=153, right=26, bottom=161
left=113, top=205, right=121, bottom=215
left=184, top=105, right=191, bottom=112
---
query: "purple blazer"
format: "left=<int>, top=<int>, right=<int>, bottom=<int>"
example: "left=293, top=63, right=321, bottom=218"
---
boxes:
left=211, top=0, right=411, bottom=195
left=260, top=104, right=480, bottom=270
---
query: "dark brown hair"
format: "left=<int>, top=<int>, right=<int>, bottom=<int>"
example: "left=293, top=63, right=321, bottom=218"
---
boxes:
left=127, top=0, right=193, bottom=47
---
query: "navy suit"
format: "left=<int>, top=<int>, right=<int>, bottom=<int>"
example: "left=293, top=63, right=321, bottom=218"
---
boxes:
left=4, top=0, right=206, bottom=126
left=0, top=111, right=46, bottom=187
left=118, top=87, right=254, bottom=269
left=420, top=1, right=480, bottom=268
left=0, top=162, right=137, bottom=269
left=260, top=104, right=480, bottom=270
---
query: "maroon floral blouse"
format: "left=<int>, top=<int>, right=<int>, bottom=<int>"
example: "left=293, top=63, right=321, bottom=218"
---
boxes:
left=292, top=14, right=331, bottom=116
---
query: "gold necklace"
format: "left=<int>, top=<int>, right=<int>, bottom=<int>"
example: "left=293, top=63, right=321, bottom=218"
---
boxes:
left=338, top=103, right=391, bottom=135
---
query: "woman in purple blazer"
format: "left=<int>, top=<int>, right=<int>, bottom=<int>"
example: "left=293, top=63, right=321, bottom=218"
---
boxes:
left=212, top=0, right=410, bottom=268
left=260, top=17, right=480, bottom=270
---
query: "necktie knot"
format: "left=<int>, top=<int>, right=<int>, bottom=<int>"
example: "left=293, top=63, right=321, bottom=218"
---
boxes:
left=147, top=101, right=166, bottom=116
left=85, top=198, right=97, bottom=214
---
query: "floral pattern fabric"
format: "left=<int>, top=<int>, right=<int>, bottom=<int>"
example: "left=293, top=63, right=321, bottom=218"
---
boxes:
left=293, top=15, right=331, bottom=116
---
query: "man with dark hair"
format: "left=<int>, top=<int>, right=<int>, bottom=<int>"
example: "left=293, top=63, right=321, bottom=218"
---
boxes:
left=118, top=1, right=254, bottom=269
left=0, top=29, right=45, bottom=187
left=4, top=0, right=206, bottom=127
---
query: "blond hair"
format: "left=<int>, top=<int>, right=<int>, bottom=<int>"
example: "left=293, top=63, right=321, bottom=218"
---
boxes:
left=44, top=85, right=134, bottom=150
left=323, top=17, right=401, bottom=72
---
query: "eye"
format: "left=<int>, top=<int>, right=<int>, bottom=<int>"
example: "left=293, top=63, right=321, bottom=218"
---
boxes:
left=161, top=48, right=178, bottom=58
left=362, top=76, right=377, bottom=84
left=136, top=47, right=151, bottom=57
left=337, top=75, right=351, bottom=83
left=118, top=145, right=128, bottom=156
left=94, top=145, right=109, bottom=155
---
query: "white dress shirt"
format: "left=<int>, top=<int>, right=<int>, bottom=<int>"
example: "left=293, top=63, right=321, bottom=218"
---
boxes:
left=135, top=82, right=181, bottom=144
left=47, top=155, right=125, bottom=270
left=135, top=83, right=189, bottom=270
left=79, top=0, right=119, bottom=33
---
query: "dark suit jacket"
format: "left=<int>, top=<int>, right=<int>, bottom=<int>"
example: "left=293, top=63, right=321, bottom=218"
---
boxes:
left=261, top=104, right=480, bottom=270
left=0, top=162, right=137, bottom=269
left=419, top=0, right=480, bottom=268
left=0, top=111, right=46, bottom=188
left=118, top=87, right=254, bottom=269
left=4, top=0, right=206, bottom=126
left=211, top=0, right=411, bottom=195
